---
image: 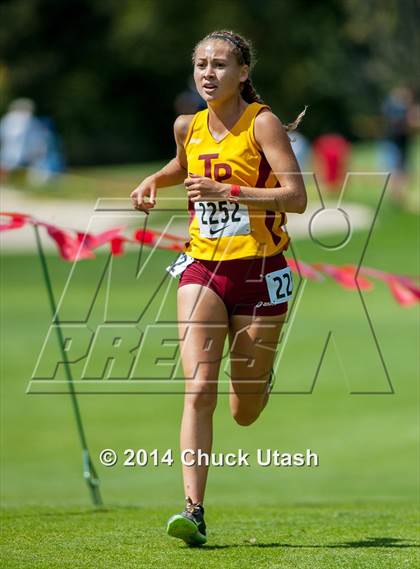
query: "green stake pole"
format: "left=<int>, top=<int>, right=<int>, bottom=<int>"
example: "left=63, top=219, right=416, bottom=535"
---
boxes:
left=33, top=224, right=103, bottom=507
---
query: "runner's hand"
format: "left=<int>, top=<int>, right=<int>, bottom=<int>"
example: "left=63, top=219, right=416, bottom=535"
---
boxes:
left=185, top=174, right=230, bottom=202
left=130, top=177, right=157, bottom=214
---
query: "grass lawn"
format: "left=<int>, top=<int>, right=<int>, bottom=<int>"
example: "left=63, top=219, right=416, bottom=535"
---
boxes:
left=1, top=142, right=418, bottom=567
left=1, top=503, right=418, bottom=568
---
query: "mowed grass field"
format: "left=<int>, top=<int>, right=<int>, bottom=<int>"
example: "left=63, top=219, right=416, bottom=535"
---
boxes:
left=1, top=143, right=419, bottom=568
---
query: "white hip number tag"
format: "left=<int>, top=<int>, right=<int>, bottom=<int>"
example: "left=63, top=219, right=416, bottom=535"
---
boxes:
left=166, top=253, right=195, bottom=278
left=195, top=200, right=250, bottom=238
left=265, top=266, right=293, bottom=304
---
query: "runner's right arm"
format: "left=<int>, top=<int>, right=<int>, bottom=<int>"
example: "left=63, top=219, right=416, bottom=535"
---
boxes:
left=130, top=115, right=193, bottom=214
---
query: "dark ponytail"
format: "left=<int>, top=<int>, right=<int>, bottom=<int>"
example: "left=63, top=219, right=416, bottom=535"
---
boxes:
left=241, top=77, right=263, bottom=104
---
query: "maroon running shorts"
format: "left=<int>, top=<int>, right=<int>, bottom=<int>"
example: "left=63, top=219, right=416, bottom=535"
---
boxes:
left=178, top=252, right=291, bottom=317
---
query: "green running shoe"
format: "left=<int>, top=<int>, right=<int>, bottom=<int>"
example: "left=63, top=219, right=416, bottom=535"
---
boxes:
left=167, top=496, right=207, bottom=546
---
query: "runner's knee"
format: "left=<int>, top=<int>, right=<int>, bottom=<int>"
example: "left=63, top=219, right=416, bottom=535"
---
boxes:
left=184, top=382, right=218, bottom=414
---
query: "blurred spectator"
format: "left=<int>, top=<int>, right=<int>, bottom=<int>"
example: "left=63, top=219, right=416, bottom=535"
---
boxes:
left=380, top=86, right=416, bottom=207
left=313, top=133, right=350, bottom=192
left=289, top=131, right=310, bottom=171
left=0, top=98, right=65, bottom=185
left=27, top=117, right=65, bottom=185
left=0, top=98, right=36, bottom=179
left=174, top=77, right=206, bottom=115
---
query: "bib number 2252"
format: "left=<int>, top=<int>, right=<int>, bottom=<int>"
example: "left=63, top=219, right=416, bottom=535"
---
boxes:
left=195, top=200, right=250, bottom=238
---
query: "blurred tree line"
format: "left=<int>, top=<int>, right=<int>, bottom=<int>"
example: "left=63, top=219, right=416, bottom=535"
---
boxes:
left=0, top=0, right=418, bottom=165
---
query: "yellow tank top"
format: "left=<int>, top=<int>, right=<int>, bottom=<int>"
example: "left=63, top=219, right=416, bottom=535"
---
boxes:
left=182, top=102, right=290, bottom=260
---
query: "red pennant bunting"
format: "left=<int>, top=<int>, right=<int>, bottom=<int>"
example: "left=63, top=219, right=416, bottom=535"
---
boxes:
left=287, top=258, right=325, bottom=281
left=313, top=263, right=372, bottom=290
left=1, top=210, right=418, bottom=306
left=42, top=222, right=94, bottom=260
left=397, top=279, right=420, bottom=300
left=76, top=227, right=127, bottom=252
left=0, top=212, right=30, bottom=231
left=387, top=278, right=419, bottom=306
left=134, top=229, right=156, bottom=245
left=134, top=227, right=186, bottom=251
left=110, top=236, right=127, bottom=256
left=337, top=265, right=373, bottom=290
left=360, top=267, right=420, bottom=305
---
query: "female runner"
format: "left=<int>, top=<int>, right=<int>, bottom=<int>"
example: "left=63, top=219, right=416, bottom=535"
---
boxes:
left=130, top=30, right=307, bottom=546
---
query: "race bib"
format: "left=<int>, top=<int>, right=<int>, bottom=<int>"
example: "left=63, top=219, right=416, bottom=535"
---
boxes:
left=166, top=253, right=195, bottom=278
left=265, top=266, right=293, bottom=304
left=194, top=200, right=250, bottom=238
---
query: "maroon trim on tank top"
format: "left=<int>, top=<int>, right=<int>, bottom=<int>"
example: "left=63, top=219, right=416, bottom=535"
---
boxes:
left=256, top=152, right=283, bottom=246
left=264, top=211, right=283, bottom=245
left=187, top=197, right=195, bottom=225
left=256, top=151, right=271, bottom=187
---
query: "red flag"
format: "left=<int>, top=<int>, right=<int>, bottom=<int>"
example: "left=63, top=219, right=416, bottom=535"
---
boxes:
left=134, top=228, right=186, bottom=251
left=360, top=267, right=420, bottom=304
left=0, top=212, right=30, bottom=231
left=287, top=258, right=325, bottom=281
left=41, top=222, right=94, bottom=260
left=1, top=210, right=419, bottom=306
left=337, top=265, right=373, bottom=290
left=110, top=236, right=127, bottom=255
left=397, top=278, right=420, bottom=301
left=313, top=263, right=372, bottom=290
left=76, top=227, right=126, bottom=250
left=134, top=229, right=155, bottom=245
left=387, top=278, right=420, bottom=306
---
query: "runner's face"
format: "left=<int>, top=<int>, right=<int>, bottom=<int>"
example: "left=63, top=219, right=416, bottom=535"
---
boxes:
left=193, top=40, right=248, bottom=103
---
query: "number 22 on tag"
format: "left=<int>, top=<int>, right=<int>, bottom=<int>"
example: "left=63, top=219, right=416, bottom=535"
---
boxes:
left=265, top=266, right=293, bottom=304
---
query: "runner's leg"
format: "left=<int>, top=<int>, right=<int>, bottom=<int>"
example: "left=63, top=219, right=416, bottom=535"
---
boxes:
left=177, top=283, right=228, bottom=504
left=228, top=313, right=287, bottom=426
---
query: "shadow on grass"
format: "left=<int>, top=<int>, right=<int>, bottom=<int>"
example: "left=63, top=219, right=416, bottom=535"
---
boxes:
left=200, top=537, right=419, bottom=551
